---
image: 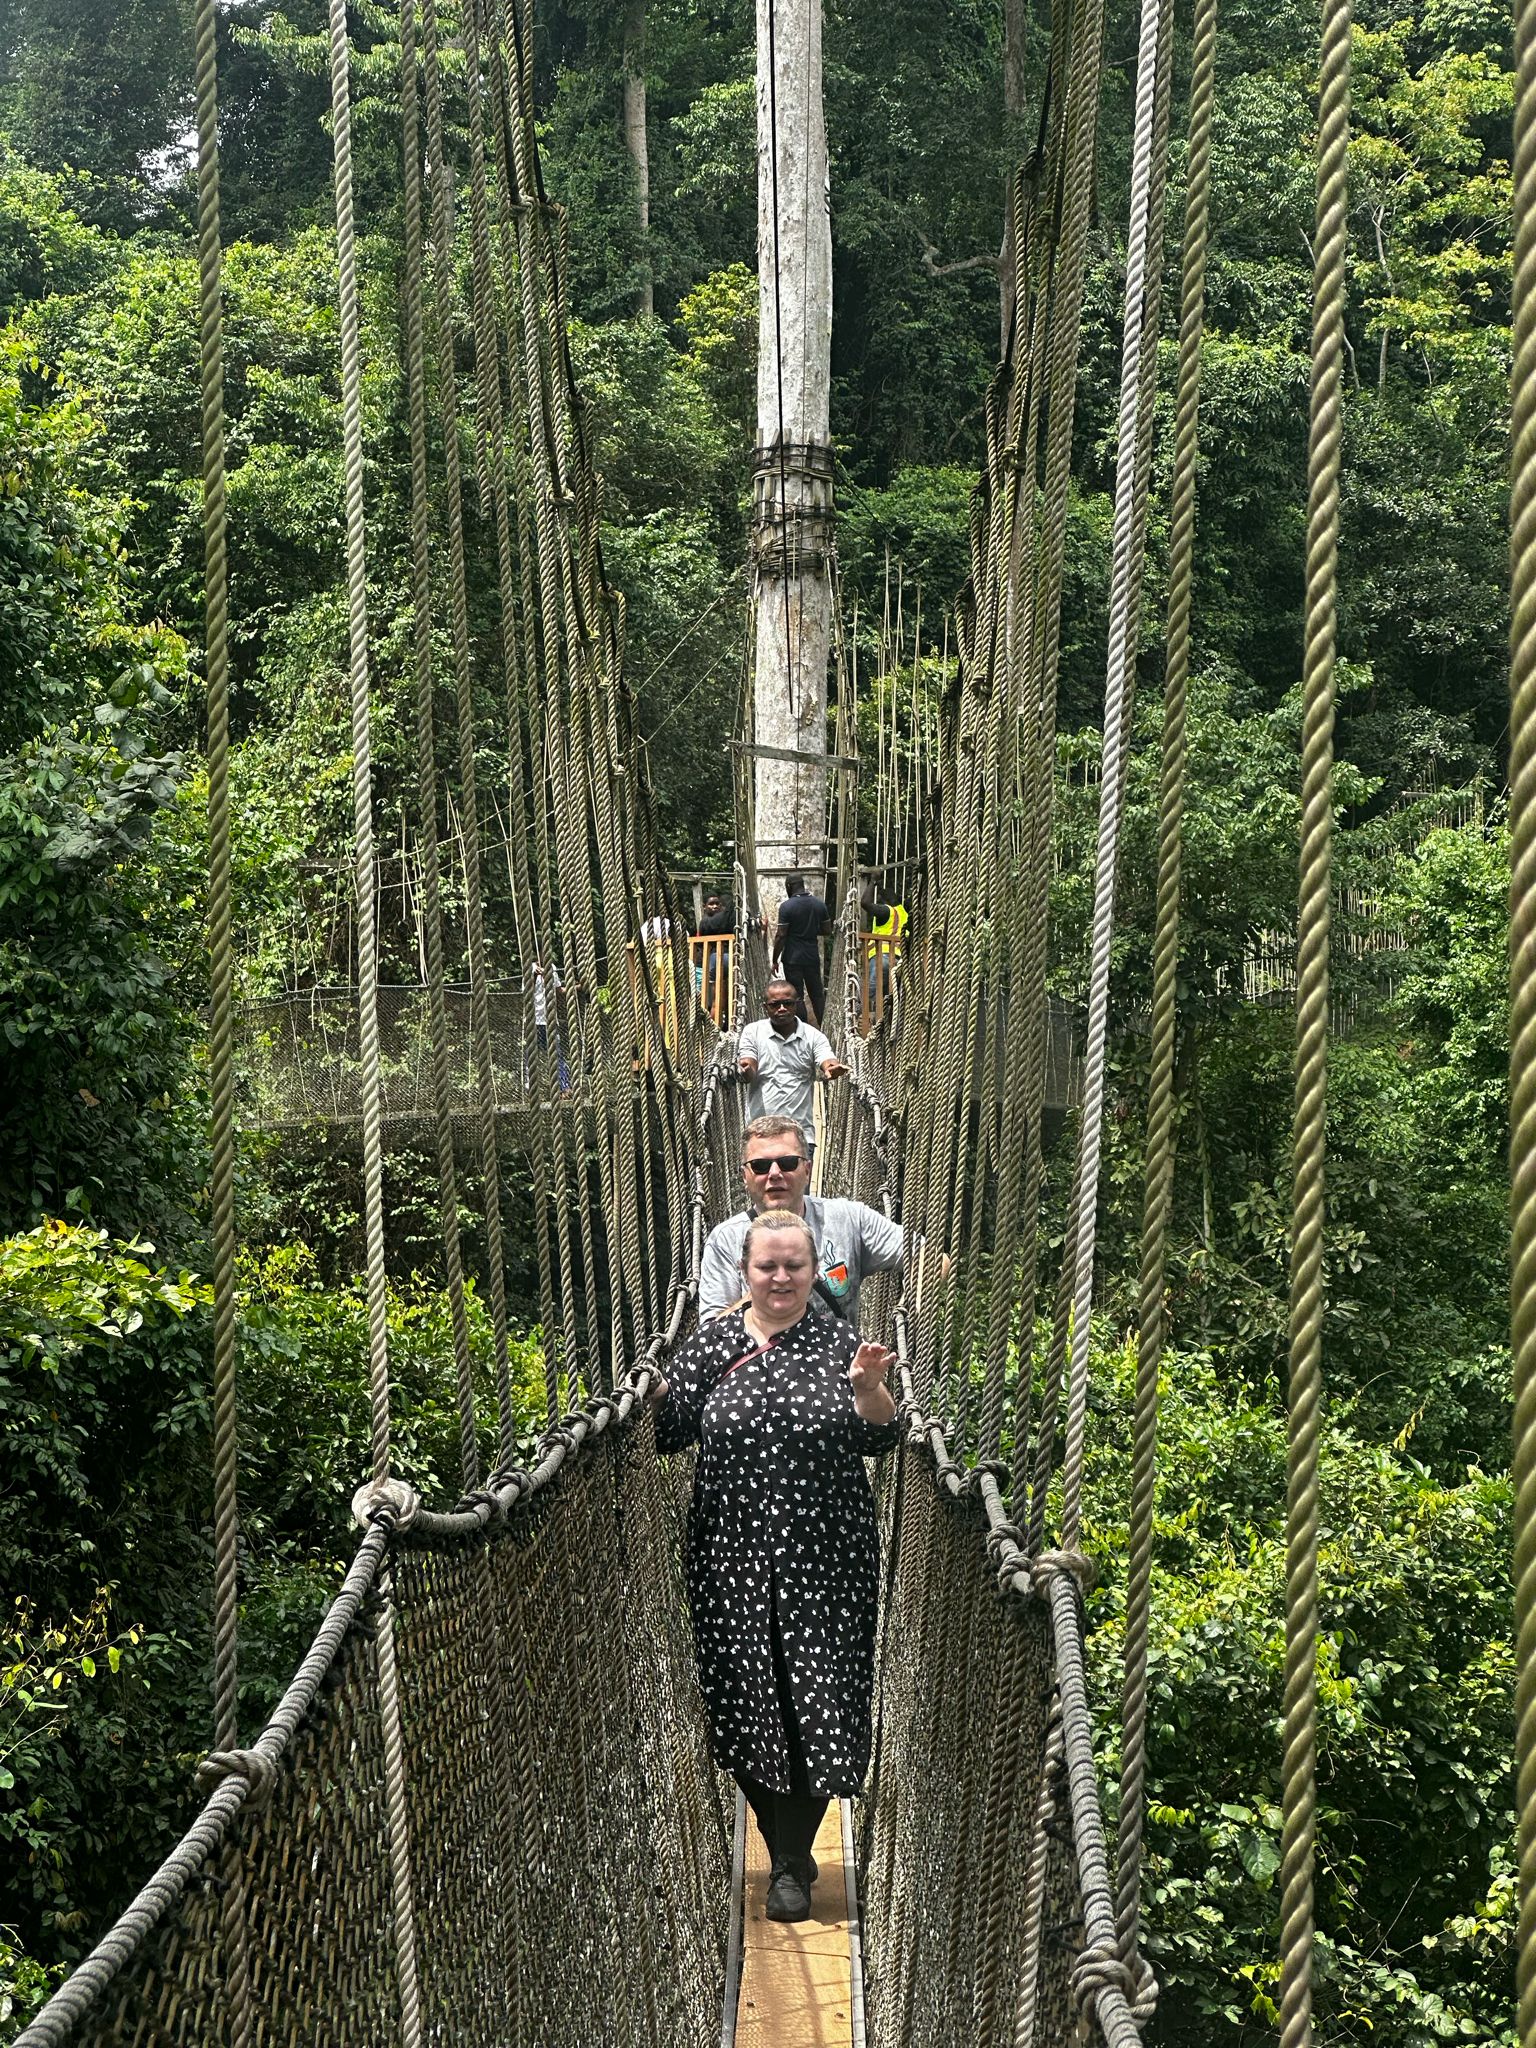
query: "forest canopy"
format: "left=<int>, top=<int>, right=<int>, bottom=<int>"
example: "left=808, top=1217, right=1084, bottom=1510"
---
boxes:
left=0, top=0, right=1517, bottom=2041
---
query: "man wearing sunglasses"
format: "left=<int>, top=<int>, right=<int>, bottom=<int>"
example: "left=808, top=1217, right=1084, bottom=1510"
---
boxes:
left=697, top=1114, right=906, bottom=1324
left=736, top=978, right=848, bottom=1159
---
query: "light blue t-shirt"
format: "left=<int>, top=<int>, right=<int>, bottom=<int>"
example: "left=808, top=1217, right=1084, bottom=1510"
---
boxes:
left=697, top=1194, right=905, bottom=1323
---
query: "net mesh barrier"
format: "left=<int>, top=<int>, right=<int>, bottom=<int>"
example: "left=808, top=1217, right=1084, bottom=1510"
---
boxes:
left=14, top=0, right=1198, bottom=2029
left=43, top=1444, right=730, bottom=2048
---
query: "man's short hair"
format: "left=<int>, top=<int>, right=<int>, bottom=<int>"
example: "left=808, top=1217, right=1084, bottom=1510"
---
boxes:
left=740, top=1114, right=806, bottom=1159
left=785, top=874, right=804, bottom=895
left=764, top=976, right=796, bottom=998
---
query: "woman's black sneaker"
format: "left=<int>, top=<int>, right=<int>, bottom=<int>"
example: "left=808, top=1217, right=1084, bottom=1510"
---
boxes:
left=765, top=1856, right=814, bottom=1922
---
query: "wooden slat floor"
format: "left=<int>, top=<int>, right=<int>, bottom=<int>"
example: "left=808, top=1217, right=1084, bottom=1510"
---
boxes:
left=728, top=1800, right=857, bottom=2048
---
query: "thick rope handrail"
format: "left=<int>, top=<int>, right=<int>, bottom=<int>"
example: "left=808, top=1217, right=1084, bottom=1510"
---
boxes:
left=1279, top=2, right=1351, bottom=2042
left=1116, top=0, right=1219, bottom=1963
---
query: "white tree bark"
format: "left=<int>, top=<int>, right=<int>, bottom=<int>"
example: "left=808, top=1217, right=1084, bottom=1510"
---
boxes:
left=752, top=0, right=832, bottom=911
left=623, top=0, right=652, bottom=318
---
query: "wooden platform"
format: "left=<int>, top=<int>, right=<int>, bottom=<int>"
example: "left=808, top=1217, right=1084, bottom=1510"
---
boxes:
left=723, top=1794, right=862, bottom=2047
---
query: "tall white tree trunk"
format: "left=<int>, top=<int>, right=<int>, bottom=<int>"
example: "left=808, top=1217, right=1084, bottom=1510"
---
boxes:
left=752, top=0, right=832, bottom=912
left=623, top=0, right=652, bottom=318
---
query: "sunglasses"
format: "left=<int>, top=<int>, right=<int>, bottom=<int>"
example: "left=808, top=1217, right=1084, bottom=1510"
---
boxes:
left=765, top=998, right=799, bottom=1010
left=745, top=1153, right=806, bottom=1176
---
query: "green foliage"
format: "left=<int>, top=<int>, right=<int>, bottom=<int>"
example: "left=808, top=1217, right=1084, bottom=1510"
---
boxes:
left=0, top=0, right=194, bottom=226
left=0, top=1222, right=208, bottom=1960
left=0, top=1923, right=63, bottom=2034
left=0, top=344, right=197, bottom=1233
left=237, top=1242, right=547, bottom=1557
left=678, top=262, right=757, bottom=449
left=1081, top=1338, right=1513, bottom=2047
left=0, top=152, right=112, bottom=318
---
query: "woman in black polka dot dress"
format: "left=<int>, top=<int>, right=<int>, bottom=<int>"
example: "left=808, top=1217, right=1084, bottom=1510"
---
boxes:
left=651, top=1209, right=900, bottom=1922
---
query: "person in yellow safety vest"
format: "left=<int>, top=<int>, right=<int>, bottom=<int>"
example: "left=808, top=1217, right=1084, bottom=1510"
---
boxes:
left=859, top=878, right=908, bottom=1023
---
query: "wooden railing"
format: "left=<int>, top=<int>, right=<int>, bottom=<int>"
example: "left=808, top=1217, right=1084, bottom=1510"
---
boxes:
left=690, top=934, right=735, bottom=1029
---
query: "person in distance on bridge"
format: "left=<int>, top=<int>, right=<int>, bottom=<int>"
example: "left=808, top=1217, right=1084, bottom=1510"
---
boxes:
left=650, top=1208, right=899, bottom=1923
left=697, top=1114, right=904, bottom=1324
left=736, top=980, right=847, bottom=1167
left=771, top=873, right=830, bottom=1024
left=694, top=887, right=734, bottom=1019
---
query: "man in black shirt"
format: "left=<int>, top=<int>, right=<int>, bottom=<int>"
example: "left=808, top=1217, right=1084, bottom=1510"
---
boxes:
left=772, top=874, right=831, bottom=1025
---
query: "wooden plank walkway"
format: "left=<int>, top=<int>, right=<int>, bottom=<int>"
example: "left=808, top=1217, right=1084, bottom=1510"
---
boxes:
left=722, top=1794, right=862, bottom=2048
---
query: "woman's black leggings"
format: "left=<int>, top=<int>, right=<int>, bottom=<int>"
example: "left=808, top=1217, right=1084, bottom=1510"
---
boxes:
left=738, top=1772, right=829, bottom=1875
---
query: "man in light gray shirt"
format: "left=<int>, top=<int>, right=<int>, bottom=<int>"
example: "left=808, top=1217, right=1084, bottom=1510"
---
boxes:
left=737, top=979, right=848, bottom=1156
left=697, top=1115, right=907, bottom=1323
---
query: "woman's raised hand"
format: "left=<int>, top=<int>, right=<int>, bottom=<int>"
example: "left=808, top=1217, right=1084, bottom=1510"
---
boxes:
left=848, top=1341, right=896, bottom=1396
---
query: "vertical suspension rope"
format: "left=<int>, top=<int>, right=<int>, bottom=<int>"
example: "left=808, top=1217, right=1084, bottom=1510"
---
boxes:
left=1511, top=0, right=1536, bottom=2020
left=1057, top=0, right=1172, bottom=1550
left=1115, top=0, right=1218, bottom=1965
left=194, top=7, right=255, bottom=2041
left=327, top=0, right=391, bottom=1491
left=326, top=5, right=422, bottom=2042
left=194, top=0, right=238, bottom=1812
left=398, top=0, right=478, bottom=1498
left=1279, top=0, right=1350, bottom=2040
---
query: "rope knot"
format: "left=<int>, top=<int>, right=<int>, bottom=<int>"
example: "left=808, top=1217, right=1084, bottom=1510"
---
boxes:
left=985, top=1516, right=1029, bottom=1595
left=491, top=1464, right=533, bottom=1506
left=350, top=1477, right=421, bottom=1533
left=964, top=1456, right=1010, bottom=1498
left=455, top=1487, right=505, bottom=1527
left=585, top=1392, right=623, bottom=1432
left=543, top=1424, right=580, bottom=1455
left=1033, top=1547, right=1098, bottom=1594
left=1070, top=1942, right=1158, bottom=2032
left=196, top=1745, right=279, bottom=1812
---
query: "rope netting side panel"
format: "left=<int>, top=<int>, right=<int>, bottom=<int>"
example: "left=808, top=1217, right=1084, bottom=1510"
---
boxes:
left=65, top=1628, right=394, bottom=2048
left=20, top=1424, right=729, bottom=2048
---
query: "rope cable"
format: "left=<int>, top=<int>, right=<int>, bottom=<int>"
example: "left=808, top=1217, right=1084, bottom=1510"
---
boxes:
left=1116, top=0, right=1219, bottom=1969
left=193, top=6, right=256, bottom=2040
left=1279, top=0, right=1351, bottom=2039
left=1056, top=0, right=1173, bottom=1553
left=325, top=7, right=422, bottom=2042
left=1511, top=0, right=1536, bottom=2003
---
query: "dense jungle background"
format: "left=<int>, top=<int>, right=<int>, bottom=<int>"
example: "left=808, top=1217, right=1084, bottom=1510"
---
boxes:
left=0, top=0, right=1518, bottom=2038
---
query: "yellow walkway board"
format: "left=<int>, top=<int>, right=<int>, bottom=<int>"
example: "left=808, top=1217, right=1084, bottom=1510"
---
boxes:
left=733, top=1801, right=855, bottom=2048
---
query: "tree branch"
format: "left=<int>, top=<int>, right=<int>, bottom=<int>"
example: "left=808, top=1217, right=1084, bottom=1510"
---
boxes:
left=916, top=228, right=1002, bottom=280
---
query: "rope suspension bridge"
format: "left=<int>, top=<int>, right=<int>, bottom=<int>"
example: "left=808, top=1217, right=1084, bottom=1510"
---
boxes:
left=16, top=0, right=1536, bottom=2039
